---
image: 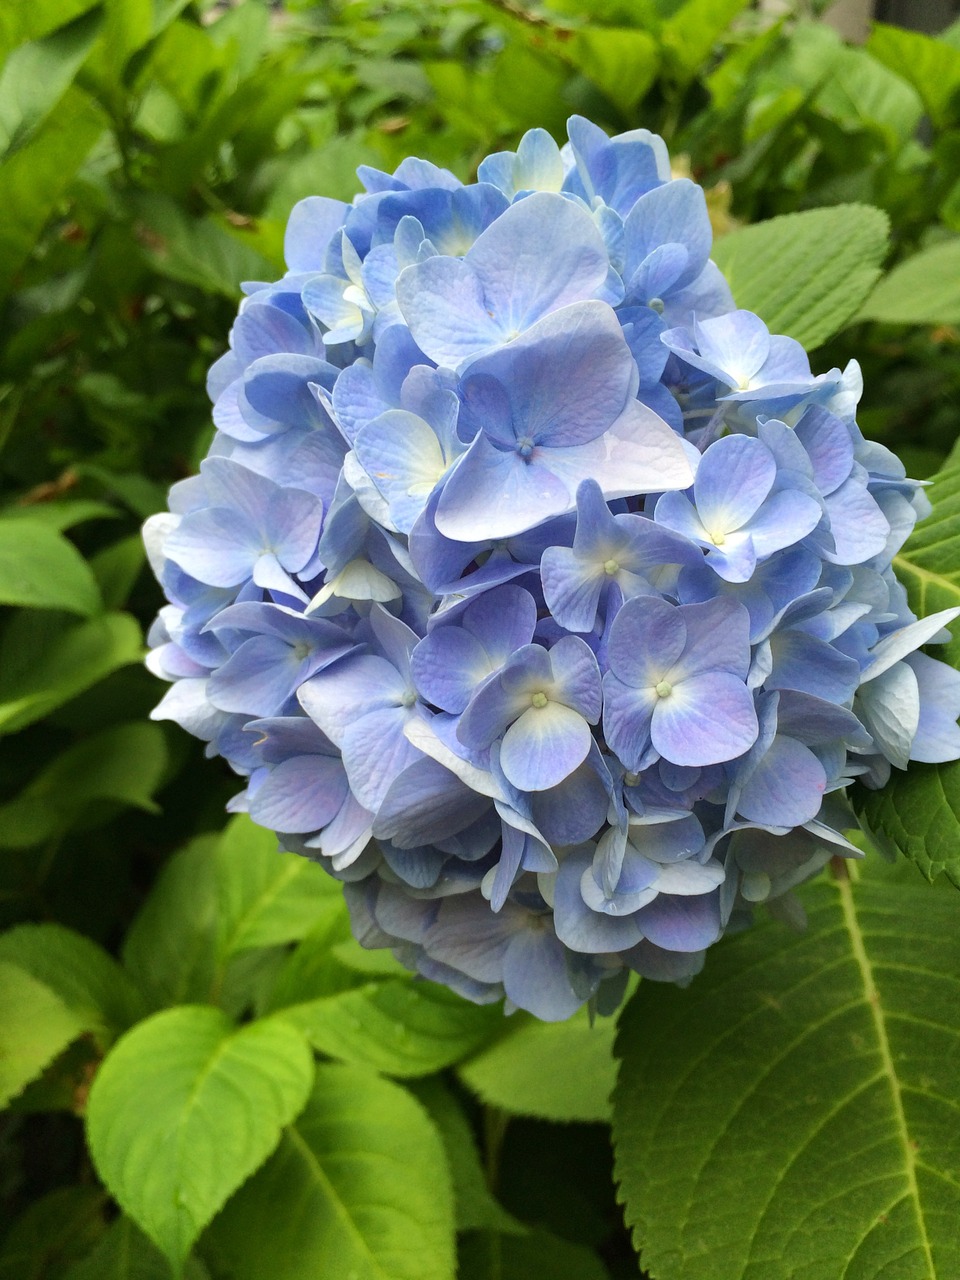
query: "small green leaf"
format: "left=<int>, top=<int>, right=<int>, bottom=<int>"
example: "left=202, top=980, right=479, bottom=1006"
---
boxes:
left=568, top=28, right=658, bottom=110
left=459, top=1227, right=612, bottom=1280
left=458, top=1009, right=618, bottom=1122
left=613, top=859, right=960, bottom=1279
left=856, top=460, right=960, bottom=888
left=0, top=723, right=167, bottom=848
left=0, top=518, right=101, bottom=615
left=0, top=962, right=88, bottom=1107
left=858, top=238, right=960, bottom=327
left=89, top=535, right=146, bottom=610
left=122, top=837, right=219, bottom=1008
left=710, top=204, right=889, bottom=349
left=133, top=195, right=277, bottom=299
left=204, top=1063, right=455, bottom=1280
left=275, top=977, right=503, bottom=1078
left=0, top=85, right=104, bottom=300
left=86, top=1005, right=313, bottom=1276
left=0, top=7, right=104, bottom=159
left=215, top=814, right=340, bottom=961
left=0, top=610, right=142, bottom=734
left=0, top=923, right=145, bottom=1042
left=660, top=0, right=751, bottom=85
left=408, top=1078, right=522, bottom=1235
left=0, top=1186, right=106, bottom=1280
left=65, top=1216, right=211, bottom=1280
left=868, top=23, right=960, bottom=128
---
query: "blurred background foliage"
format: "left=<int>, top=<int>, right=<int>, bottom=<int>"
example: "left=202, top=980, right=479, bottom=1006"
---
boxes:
left=1, top=1, right=960, bottom=1276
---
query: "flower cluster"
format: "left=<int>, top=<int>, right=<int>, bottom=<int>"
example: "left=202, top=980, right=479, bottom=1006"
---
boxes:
left=145, top=117, right=960, bottom=1020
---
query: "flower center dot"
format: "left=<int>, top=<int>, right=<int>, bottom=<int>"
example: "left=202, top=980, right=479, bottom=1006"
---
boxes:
left=603, top=559, right=619, bottom=575
left=655, top=680, right=673, bottom=698
left=708, top=530, right=726, bottom=546
left=531, top=691, right=549, bottom=709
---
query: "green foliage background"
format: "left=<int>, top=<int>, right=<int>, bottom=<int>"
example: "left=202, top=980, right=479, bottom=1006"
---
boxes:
left=1, top=2, right=960, bottom=1277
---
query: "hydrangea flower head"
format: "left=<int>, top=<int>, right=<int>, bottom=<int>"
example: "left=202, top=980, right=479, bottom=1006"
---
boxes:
left=144, top=117, right=960, bottom=1021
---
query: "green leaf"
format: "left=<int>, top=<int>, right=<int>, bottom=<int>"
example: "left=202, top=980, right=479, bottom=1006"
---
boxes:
left=86, top=1005, right=314, bottom=1276
left=274, top=977, right=503, bottom=1078
left=133, top=195, right=277, bottom=299
left=0, top=500, right=118, bottom=531
left=868, top=23, right=960, bottom=128
left=0, top=723, right=167, bottom=848
left=660, top=0, right=751, bottom=85
left=0, top=518, right=101, bottom=615
left=0, top=962, right=88, bottom=1107
left=65, top=1217, right=211, bottom=1280
left=215, top=813, right=340, bottom=961
left=204, top=1063, right=455, bottom=1280
left=458, top=1009, right=618, bottom=1122
left=567, top=28, right=658, bottom=111
left=89, top=535, right=146, bottom=610
left=407, top=1078, right=522, bottom=1235
left=0, top=1186, right=106, bottom=1280
left=0, top=0, right=100, bottom=54
left=710, top=204, right=889, bottom=349
left=66, top=1222, right=208, bottom=1280
left=0, top=923, right=145, bottom=1042
left=858, top=238, right=960, bottom=327
left=459, top=1227, right=612, bottom=1280
left=0, top=610, right=142, bottom=734
left=122, top=837, right=219, bottom=1008
left=0, top=7, right=103, bottom=160
left=0, top=85, right=104, bottom=300
left=613, top=858, right=960, bottom=1279
left=855, top=460, right=960, bottom=888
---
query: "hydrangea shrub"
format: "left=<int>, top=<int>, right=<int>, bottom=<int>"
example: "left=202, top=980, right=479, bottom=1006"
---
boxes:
left=144, top=117, right=960, bottom=1021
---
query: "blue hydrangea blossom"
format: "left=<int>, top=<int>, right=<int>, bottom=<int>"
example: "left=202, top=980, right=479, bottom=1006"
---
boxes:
left=144, top=116, right=960, bottom=1022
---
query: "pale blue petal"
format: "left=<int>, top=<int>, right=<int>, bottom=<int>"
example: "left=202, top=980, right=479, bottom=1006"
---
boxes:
left=500, top=702, right=592, bottom=791
left=652, top=672, right=758, bottom=766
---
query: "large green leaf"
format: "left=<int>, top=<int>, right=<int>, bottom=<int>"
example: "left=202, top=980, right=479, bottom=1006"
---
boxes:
left=710, top=204, right=889, bottom=349
left=0, top=85, right=103, bottom=300
left=204, top=1063, right=455, bottom=1280
left=858, top=238, right=960, bottom=327
left=613, top=858, right=960, bottom=1279
left=65, top=1217, right=211, bottom=1280
left=867, top=23, right=960, bottom=128
left=856, top=461, right=960, bottom=888
left=86, top=1005, right=313, bottom=1277
left=132, top=195, right=277, bottom=298
left=0, top=518, right=101, bottom=615
left=273, top=976, right=503, bottom=1078
left=0, top=610, right=142, bottom=734
left=122, top=837, right=220, bottom=1008
left=660, top=0, right=751, bottom=85
left=0, top=7, right=103, bottom=160
left=568, top=28, right=658, bottom=111
left=214, top=813, right=339, bottom=961
left=0, top=723, right=167, bottom=848
left=458, top=1009, right=618, bottom=1122
left=0, top=962, right=88, bottom=1107
left=0, top=923, right=145, bottom=1042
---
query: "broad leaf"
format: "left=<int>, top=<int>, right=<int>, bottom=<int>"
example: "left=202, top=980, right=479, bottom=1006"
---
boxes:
left=568, top=28, right=658, bottom=110
left=0, top=518, right=101, bottom=615
left=613, top=858, right=960, bottom=1279
left=458, top=1009, right=618, bottom=1122
left=86, top=1005, right=313, bottom=1276
left=858, top=238, right=960, bottom=327
left=0, top=923, right=145, bottom=1042
left=856, top=460, right=960, bottom=888
left=660, top=0, right=751, bottom=85
left=274, top=976, right=503, bottom=1078
left=64, top=1217, right=211, bottom=1280
left=0, top=7, right=103, bottom=160
left=710, top=204, right=889, bottom=349
left=204, top=1063, right=456, bottom=1280
left=0, top=962, right=88, bottom=1107
left=122, top=837, right=219, bottom=1008
left=0, top=723, right=167, bottom=848
left=132, top=195, right=277, bottom=299
left=215, top=813, right=339, bottom=961
left=0, top=610, right=142, bottom=735
left=868, top=23, right=960, bottom=127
